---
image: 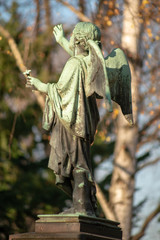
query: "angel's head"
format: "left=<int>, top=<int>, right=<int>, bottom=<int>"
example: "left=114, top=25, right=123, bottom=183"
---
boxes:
left=69, top=22, right=101, bottom=55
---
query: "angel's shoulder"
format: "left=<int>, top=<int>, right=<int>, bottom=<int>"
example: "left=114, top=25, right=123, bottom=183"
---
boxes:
left=67, top=56, right=83, bottom=64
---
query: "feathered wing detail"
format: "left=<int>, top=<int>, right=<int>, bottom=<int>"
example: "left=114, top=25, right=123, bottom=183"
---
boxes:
left=86, top=40, right=113, bottom=112
left=105, top=48, right=133, bottom=125
left=84, top=42, right=133, bottom=124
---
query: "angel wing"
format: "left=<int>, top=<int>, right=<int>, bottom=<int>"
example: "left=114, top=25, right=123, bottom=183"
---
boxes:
left=85, top=41, right=133, bottom=125
left=86, top=40, right=113, bottom=112
left=105, top=48, right=133, bottom=125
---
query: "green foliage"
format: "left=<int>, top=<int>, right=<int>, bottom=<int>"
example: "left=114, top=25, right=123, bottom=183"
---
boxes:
left=91, top=138, right=114, bottom=161
left=0, top=154, right=66, bottom=238
left=0, top=2, right=67, bottom=239
left=1, top=0, right=159, bottom=239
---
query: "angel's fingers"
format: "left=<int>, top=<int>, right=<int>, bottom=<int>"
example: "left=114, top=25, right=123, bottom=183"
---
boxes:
left=54, top=26, right=59, bottom=32
left=26, top=81, right=32, bottom=86
left=57, top=24, right=62, bottom=30
left=26, top=83, right=32, bottom=88
left=55, top=24, right=60, bottom=28
left=27, top=78, right=33, bottom=84
left=53, top=30, right=57, bottom=36
left=53, top=28, right=57, bottom=35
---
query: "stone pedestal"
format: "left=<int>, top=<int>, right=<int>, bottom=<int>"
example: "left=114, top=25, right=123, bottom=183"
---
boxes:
left=9, top=214, right=122, bottom=240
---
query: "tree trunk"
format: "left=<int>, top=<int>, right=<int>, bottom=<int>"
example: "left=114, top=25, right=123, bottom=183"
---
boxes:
left=109, top=0, right=141, bottom=239
left=78, top=0, right=86, bottom=15
left=34, top=0, right=41, bottom=36
left=43, top=0, right=52, bottom=30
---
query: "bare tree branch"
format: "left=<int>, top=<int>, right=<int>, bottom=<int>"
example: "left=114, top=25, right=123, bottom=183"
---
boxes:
left=139, top=110, right=160, bottom=138
left=137, top=157, right=160, bottom=172
left=34, top=0, right=41, bottom=36
left=131, top=204, right=160, bottom=240
left=0, top=25, right=26, bottom=72
left=0, top=24, right=45, bottom=109
left=78, top=0, right=86, bottom=15
left=56, top=0, right=90, bottom=22
left=137, top=133, right=160, bottom=149
left=95, top=183, right=117, bottom=221
left=95, top=0, right=105, bottom=18
left=43, top=0, right=52, bottom=30
left=9, top=112, right=18, bottom=161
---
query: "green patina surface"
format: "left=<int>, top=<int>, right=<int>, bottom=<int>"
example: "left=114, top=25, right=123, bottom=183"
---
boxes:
left=78, top=183, right=85, bottom=188
left=23, top=22, right=133, bottom=217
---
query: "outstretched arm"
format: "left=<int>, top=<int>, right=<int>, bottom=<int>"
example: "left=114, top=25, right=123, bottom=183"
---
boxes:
left=53, top=24, right=73, bottom=57
left=25, top=75, right=48, bottom=94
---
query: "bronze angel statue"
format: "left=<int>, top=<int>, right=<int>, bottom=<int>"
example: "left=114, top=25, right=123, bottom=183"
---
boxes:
left=24, top=22, right=133, bottom=217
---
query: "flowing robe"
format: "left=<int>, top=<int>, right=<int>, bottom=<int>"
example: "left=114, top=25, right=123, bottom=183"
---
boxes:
left=43, top=56, right=100, bottom=181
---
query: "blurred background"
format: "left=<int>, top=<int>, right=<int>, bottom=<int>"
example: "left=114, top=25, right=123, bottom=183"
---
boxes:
left=0, top=0, right=160, bottom=240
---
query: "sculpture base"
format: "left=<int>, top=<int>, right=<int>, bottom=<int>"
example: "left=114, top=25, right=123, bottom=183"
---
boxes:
left=9, top=214, right=122, bottom=240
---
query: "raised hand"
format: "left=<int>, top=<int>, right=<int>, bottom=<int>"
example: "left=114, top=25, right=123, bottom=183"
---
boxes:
left=23, top=69, right=31, bottom=77
left=23, top=70, right=35, bottom=90
left=25, top=76, right=39, bottom=90
left=53, top=24, right=64, bottom=43
left=23, top=73, right=48, bottom=94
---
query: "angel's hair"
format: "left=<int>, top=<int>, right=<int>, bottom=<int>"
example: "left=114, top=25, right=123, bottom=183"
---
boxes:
left=73, top=22, right=101, bottom=50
